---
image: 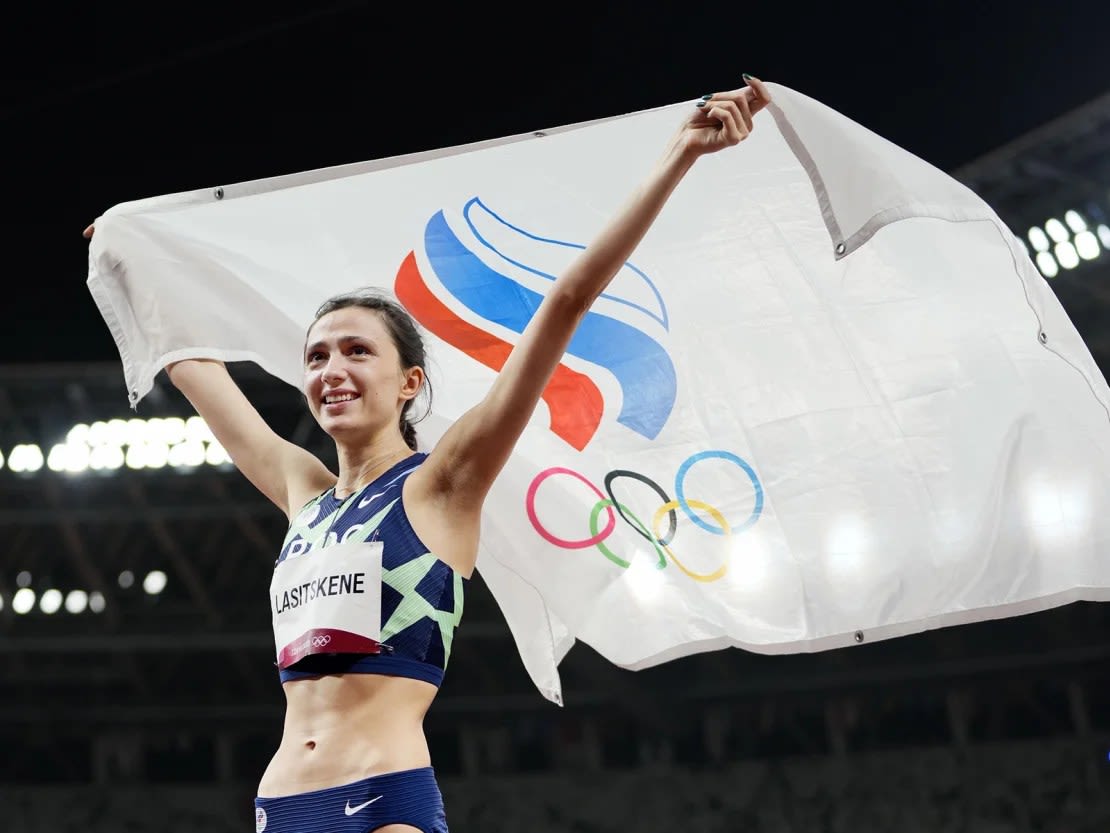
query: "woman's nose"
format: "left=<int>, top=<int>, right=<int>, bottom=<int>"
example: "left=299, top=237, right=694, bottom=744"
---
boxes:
left=322, top=360, right=346, bottom=384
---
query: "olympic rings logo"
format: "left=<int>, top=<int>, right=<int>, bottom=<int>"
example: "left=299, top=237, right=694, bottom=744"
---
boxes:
left=526, top=450, right=763, bottom=583
left=310, top=634, right=332, bottom=649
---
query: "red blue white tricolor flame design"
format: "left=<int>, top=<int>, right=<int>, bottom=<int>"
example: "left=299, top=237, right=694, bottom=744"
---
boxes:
left=394, top=198, right=677, bottom=451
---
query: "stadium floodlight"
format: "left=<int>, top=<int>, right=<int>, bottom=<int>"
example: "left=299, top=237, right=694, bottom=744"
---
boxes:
left=1075, top=231, right=1100, bottom=261
left=89, top=444, right=125, bottom=471
left=169, top=440, right=207, bottom=468
left=206, top=441, right=232, bottom=466
left=1027, top=227, right=1050, bottom=252
left=12, top=588, right=35, bottom=615
left=8, top=444, right=44, bottom=473
left=5, top=415, right=236, bottom=478
left=1098, top=224, right=1110, bottom=249
left=1055, top=241, right=1080, bottom=270
left=143, top=570, right=168, bottom=595
left=185, top=415, right=215, bottom=443
left=1064, top=210, right=1088, bottom=233
left=64, top=590, right=88, bottom=614
left=143, top=441, right=171, bottom=470
left=47, top=442, right=91, bottom=474
left=1044, top=218, right=1070, bottom=243
left=39, top=589, right=63, bottom=615
left=1035, top=251, right=1059, bottom=278
left=66, top=423, right=90, bottom=445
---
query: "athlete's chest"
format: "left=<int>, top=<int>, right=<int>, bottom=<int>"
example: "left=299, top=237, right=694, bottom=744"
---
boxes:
left=279, top=488, right=402, bottom=565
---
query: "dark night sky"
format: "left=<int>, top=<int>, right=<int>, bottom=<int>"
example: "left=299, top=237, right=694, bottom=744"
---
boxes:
left=6, top=0, right=1110, bottom=367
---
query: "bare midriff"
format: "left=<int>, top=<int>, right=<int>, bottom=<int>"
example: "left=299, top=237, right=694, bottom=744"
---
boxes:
left=256, top=673, right=437, bottom=797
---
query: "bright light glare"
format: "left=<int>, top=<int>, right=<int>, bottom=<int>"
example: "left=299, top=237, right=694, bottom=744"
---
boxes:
left=65, top=590, right=88, bottom=614
left=824, top=516, right=883, bottom=612
left=66, top=423, right=90, bottom=444
left=143, top=570, right=168, bottom=595
left=126, top=418, right=146, bottom=444
left=185, top=416, right=215, bottom=443
left=118, top=570, right=135, bottom=589
left=1036, top=251, right=1059, bottom=278
left=12, top=587, right=35, bottom=614
left=1055, top=241, right=1080, bottom=270
left=47, top=443, right=91, bottom=474
left=11, top=415, right=265, bottom=478
left=89, top=445, right=125, bottom=471
left=160, top=417, right=187, bottom=445
left=125, top=444, right=147, bottom=470
left=105, top=419, right=129, bottom=446
left=1027, top=227, right=1050, bottom=252
left=143, top=442, right=170, bottom=469
left=39, top=589, right=63, bottom=615
left=1098, top=224, right=1110, bottom=248
left=1064, top=210, right=1088, bottom=233
left=1026, top=478, right=1091, bottom=548
left=623, top=556, right=666, bottom=604
left=8, top=444, right=44, bottom=473
left=1074, top=231, right=1100, bottom=260
left=87, top=421, right=110, bottom=446
left=88, top=592, right=106, bottom=614
left=727, top=531, right=771, bottom=591
left=16, top=570, right=31, bottom=588
left=169, top=440, right=206, bottom=468
left=206, top=441, right=232, bottom=466
left=1044, top=218, right=1069, bottom=243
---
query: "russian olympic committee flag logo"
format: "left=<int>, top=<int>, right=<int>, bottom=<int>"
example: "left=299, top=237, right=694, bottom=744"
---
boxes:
left=394, top=197, right=765, bottom=583
left=394, top=197, right=676, bottom=450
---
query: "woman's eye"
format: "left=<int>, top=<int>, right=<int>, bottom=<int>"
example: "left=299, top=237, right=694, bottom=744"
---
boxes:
left=351, top=345, right=369, bottom=356
left=307, top=352, right=325, bottom=363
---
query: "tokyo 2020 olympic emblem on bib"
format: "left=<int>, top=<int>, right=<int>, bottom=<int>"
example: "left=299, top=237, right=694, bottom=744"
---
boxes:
left=270, top=539, right=384, bottom=668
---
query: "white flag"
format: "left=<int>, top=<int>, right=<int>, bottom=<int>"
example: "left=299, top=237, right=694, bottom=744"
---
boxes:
left=87, top=83, right=1110, bottom=705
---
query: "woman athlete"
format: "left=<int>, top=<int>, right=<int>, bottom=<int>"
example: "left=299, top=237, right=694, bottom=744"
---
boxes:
left=86, top=76, right=771, bottom=833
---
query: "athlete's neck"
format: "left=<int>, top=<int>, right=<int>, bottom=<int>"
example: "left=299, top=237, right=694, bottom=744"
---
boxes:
left=333, top=444, right=414, bottom=499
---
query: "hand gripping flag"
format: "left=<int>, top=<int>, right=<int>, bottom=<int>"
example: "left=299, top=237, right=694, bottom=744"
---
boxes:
left=87, top=83, right=1110, bottom=704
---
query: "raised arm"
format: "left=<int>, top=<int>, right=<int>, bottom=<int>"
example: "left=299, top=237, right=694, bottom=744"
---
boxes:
left=165, top=359, right=337, bottom=518
left=83, top=227, right=336, bottom=519
left=420, top=78, right=771, bottom=509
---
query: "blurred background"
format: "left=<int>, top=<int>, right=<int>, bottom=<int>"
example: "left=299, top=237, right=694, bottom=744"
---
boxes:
left=2, top=2, right=1109, bottom=830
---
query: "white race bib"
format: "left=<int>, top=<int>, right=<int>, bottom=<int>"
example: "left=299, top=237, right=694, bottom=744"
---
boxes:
left=270, top=539, right=383, bottom=669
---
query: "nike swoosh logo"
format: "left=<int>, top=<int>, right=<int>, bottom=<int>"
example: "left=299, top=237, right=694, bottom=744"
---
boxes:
left=344, top=796, right=383, bottom=816
left=358, top=491, right=385, bottom=509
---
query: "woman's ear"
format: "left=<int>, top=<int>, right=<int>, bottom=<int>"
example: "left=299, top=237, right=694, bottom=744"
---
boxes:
left=401, top=365, right=425, bottom=401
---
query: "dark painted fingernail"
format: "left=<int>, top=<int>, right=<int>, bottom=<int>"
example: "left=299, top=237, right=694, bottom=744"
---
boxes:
left=696, top=100, right=707, bottom=108
left=700, top=93, right=712, bottom=100
left=742, top=73, right=753, bottom=81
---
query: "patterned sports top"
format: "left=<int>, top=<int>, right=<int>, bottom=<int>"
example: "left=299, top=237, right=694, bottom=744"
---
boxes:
left=275, top=453, right=466, bottom=686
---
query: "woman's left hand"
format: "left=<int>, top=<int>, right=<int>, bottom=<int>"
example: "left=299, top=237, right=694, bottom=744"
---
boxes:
left=679, top=75, right=772, bottom=157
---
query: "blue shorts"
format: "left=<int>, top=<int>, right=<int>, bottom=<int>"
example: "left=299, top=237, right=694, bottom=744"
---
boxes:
left=253, top=767, right=448, bottom=833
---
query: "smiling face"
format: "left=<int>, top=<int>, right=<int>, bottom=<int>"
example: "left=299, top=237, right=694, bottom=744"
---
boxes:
left=303, top=306, right=423, bottom=442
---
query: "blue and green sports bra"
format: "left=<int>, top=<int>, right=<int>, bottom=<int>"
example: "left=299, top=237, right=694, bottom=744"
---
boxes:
left=274, top=453, right=466, bottom=686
